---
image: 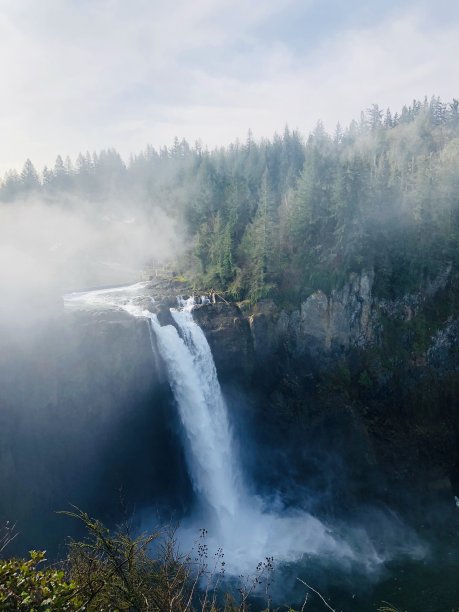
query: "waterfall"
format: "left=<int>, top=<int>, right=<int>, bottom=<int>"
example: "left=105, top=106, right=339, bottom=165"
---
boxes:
left=148, top=308, right=240, bottom=519
left=144, top=301, right=363, bottom=570
left=66, top=285, right=240, bottom=520
left=64, top=284, right=382, bottom=574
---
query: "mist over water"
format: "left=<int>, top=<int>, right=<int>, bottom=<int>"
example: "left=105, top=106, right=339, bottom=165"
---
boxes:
left=64, top=284, right=425, bottom=578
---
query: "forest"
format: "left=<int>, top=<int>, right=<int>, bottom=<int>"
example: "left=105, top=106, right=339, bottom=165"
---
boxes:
left=2, top=95, right=458, bottom=304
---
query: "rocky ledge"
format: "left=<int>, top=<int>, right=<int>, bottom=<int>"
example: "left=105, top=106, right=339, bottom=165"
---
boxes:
left=192, top=302, right=254, bottom=380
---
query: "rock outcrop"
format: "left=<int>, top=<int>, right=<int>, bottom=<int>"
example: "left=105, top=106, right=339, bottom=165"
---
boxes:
left=192, top=302, right=253, bottom=380
left=190, top=266, right=458, bottom=500
left=188, top=271, right=377, bottom=375
left=234, top=270, right=377, bottom=366
left=281, top=269, right=375, bottom=357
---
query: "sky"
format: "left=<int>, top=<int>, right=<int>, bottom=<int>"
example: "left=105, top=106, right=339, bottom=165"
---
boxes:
left=0, top=0, right=459, bottom=174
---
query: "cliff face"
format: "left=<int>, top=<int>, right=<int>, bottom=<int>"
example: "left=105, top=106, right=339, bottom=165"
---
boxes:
left=190, top=269, right=378, bottom=371
left=192, top=267, right=459, bottom=500
left=1, top=271, right=456, bottom=554
left=191, top=265, right=456, bottom=386
left=247, top=269, right=376, bottom=362
left=191, top=302, right=254, bottom=380
left=0, top=308, right=190, bottom=556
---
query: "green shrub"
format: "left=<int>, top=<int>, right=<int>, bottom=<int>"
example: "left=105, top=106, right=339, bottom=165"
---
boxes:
left=0, top=550, right=81, bottom=611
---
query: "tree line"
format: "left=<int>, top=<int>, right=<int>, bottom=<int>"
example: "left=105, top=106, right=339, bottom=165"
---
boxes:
left=2, top=95, right=458, bottom=302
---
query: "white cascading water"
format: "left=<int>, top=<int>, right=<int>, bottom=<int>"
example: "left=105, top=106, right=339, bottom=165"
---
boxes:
left=64, top=283, right=384, bottom=573
left=150, top=307, right=240, bottom=519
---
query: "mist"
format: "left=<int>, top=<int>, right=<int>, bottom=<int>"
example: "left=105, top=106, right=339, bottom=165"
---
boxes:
left=0, top=194, right=180, bottom=327
left=0, top=193, right=188, bottom=555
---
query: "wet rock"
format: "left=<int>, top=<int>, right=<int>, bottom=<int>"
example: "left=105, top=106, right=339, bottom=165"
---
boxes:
left=192, top=302, right=253, bottom=380
left=153, top=303, right=177, bottom=328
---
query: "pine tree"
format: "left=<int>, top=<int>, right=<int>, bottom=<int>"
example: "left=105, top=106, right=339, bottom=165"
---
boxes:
left=367, top=104, right=383, bottom=131
left=240, top=168, right=276, bottom=301
left=20, top=159, right=40, bottom=192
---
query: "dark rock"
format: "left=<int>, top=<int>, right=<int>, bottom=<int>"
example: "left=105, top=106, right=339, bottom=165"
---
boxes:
left=153, top=303, right=177, bottom=328
left=234, top=266, right=459, bottom=498
left=248, top=312, right=277, bottom=358
left=192, top=303, right=253, bottom=380
left=427, top=318, right=459, bottom=371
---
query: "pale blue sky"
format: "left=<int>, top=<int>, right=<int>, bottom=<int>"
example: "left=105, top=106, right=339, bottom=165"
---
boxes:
left=0, top=0, right=458, bottom=173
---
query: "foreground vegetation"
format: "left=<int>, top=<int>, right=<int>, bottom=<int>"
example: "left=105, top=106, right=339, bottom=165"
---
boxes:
left=2, top=513, right=417, bottom=612
left=0, top=511, right=316, bottom=611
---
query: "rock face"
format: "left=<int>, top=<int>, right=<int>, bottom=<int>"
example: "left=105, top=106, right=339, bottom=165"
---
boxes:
left=244, top=265, right=454, bottom=363
left=192, top=266, right=458, bottom=501
left=190, top=270, right=377, bottom=376
left=0, top=308, right=191, bottom=557
left=287, top=269, right=375, bottom=356
left=192, top=302, right=253, bottom=380
left=192, top=267, right=456, bottom=375
left=243, top=270, right=376, bottom=363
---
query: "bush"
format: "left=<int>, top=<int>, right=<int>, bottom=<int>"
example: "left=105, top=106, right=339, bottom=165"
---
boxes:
left=62, top=509, right=241, bottom=611
left=0, top=549, right=81, bottom=611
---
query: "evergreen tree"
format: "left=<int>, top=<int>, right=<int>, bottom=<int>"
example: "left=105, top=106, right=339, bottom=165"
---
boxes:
left=20, top=159, right=40, bottom=192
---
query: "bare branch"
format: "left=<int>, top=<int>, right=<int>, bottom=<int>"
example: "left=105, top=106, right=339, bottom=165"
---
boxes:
left=296, top=578, right=336, bottom=612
